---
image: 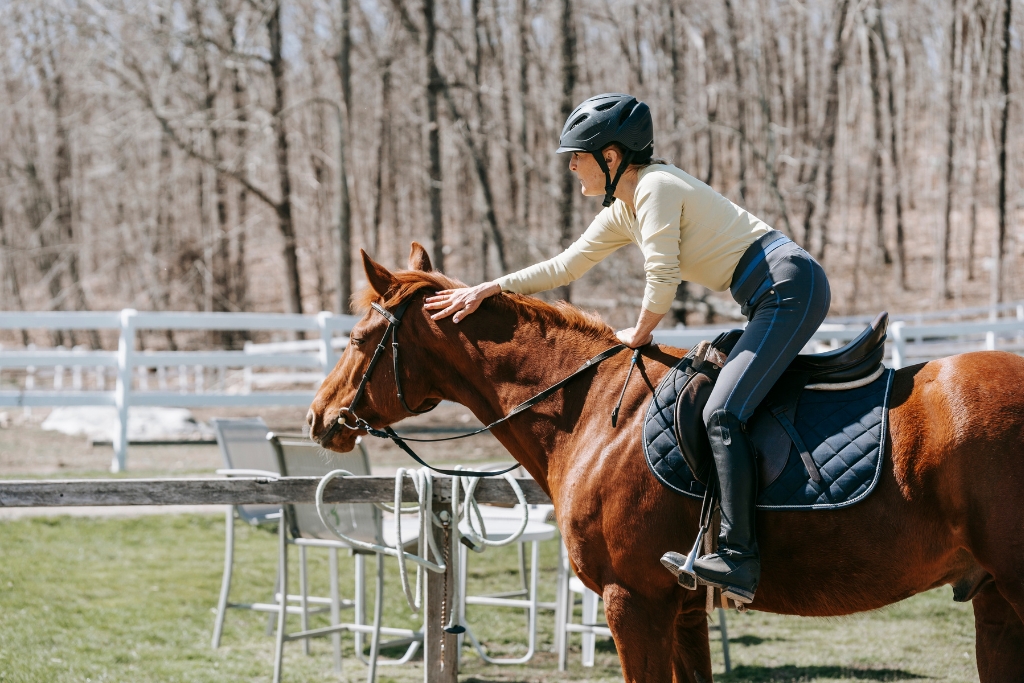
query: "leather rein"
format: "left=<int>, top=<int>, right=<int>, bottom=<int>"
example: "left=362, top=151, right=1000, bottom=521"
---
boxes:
left=317, top=297, right=634, bottom=477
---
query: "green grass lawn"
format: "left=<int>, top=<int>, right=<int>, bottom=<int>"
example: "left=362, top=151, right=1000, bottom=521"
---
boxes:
left=0, top=514, right=979, bottom=682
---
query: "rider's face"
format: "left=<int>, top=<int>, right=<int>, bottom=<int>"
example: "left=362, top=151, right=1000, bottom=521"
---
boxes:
left=569, top=151, right=616, bottom=198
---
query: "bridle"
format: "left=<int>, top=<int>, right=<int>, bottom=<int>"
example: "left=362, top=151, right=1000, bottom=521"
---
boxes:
left=316, top=296, right=638, bottom=478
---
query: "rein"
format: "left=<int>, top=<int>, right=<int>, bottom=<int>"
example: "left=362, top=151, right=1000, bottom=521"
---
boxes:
left=318, top=296, right=633, bottom=477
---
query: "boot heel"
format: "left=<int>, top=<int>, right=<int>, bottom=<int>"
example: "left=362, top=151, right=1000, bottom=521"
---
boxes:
left=722, top=586, right=755, bottom=604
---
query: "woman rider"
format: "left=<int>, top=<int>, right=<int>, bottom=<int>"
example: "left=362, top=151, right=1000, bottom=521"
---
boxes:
left=423, top=93, right=831, bottom=604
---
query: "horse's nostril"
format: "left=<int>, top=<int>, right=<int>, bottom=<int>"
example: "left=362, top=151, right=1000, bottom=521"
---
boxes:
left=306, top=408, right=315, bottom=427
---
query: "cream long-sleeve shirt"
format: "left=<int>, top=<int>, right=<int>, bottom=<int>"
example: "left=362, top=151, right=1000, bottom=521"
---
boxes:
left=495, top=164, right=771, bottom=315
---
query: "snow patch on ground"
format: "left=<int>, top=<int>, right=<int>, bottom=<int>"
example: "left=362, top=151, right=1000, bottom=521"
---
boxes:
left=41, top=406, right=214, bottom=442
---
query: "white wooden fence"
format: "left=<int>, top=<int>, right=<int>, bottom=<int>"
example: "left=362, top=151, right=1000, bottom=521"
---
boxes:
left=0, top=310, right=357, bottom=472
left=4, top=304, right=1024, bottom=472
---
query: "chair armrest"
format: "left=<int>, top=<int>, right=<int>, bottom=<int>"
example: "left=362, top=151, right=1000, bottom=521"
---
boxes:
left=216, top=468, right=280, bottom=478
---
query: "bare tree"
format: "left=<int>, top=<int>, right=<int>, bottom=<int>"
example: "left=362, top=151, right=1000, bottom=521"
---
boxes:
left=992, top=0, right=1012, bottom=305
left=555, top=0, right=577, bottom=303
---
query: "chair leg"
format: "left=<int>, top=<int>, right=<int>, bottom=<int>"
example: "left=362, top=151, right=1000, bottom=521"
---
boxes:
left=273, top=509, right=289, bottom=683
left=354, top=552, right=366, bottom=663
left=517, top=541, right=528, bottom=592
left=555, top=543, right=570, bottom=672
left=718, top=607, right=731, bottom=674
left=581, top=588, right=598, bottom=667
left=367, top=552, right=385, bottom=683
left=299, top=546, right=310, bottom=656
left=266, top=568, right=279, bottom=636
left=212, top=506, right=235, bottom=649
left=329, top=547, right=342, bottom=676
left=458, top=543, right=468, bottom=657
left=522, top=540, right=540, bottom=661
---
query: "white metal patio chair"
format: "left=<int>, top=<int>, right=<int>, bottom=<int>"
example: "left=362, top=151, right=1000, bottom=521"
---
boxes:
left=554, top=542, right=731, bottom=672
left=268, top=433, right=422, bottom=683
left=210, top=417, right=291, bottom=650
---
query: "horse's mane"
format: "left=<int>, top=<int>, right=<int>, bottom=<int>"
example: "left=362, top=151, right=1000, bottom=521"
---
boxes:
left=352, top=269, right=616, bottom=341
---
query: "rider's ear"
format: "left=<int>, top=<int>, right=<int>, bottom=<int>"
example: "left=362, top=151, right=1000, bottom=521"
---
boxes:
left=361, top=250, right=397, bottom=297
left=407, top=242, right=433, bottom=272
left=603, top=146, right=618, bottom=169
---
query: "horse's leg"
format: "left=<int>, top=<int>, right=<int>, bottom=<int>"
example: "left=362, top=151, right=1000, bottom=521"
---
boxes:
left=671, top=607, right=713, bottom=683
left=973, top=583, right=1024, bottom=681
left=603, top=583, right=677, bottom=683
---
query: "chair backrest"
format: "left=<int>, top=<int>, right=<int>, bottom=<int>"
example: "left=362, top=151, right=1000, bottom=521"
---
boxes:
left=269, top=435, right=382, bottom=544
left=210, top=417, right=281, bottom=524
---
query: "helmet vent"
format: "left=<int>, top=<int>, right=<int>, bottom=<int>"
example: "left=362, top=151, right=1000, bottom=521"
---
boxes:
left=568, top=114, right=588, bottom=131
left=594, top=102, right=616, bottom=111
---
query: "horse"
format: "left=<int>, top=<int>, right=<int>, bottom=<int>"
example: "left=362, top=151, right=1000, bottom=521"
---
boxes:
left=307, top=242, right=1024, bottom=682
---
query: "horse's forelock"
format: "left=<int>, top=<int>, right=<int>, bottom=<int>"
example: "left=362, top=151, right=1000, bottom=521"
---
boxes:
left=350, top=270, right=466, bottom=313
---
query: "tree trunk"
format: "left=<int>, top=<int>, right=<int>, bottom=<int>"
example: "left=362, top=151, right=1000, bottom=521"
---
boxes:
left=422, top=0, right=444, bottom=271
left=556, top=0, right=577, bottom=303
left=802, top=0, right=851, bottom=260
left=371, top=49, right=392, bottom=259
left=517, top=0, right=532, bottom=233
left=0, top=191, right=30, bottom=346
left=872, top=0, right=907, bottom=289
left=992, top=0, right=1012, bottom=306
left=334, top=0, right=353, bottom=314
left=867, top=7, right=892, bottom=266
left=668, top=0, right=685, bottom=165
left=268, top=1, right=303, bottom=316
left=723, top=0, right=747, bottom=203
left=231, top=38, right=249, bottom=316
left=939, top=0, right=961, bottom=300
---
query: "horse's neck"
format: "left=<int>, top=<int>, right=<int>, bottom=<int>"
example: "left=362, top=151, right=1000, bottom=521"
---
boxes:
left=439, top=322, right=616, bottom=491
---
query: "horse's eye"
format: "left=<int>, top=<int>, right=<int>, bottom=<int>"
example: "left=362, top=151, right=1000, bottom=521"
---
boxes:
left=351, top=337, right=364, bottom=347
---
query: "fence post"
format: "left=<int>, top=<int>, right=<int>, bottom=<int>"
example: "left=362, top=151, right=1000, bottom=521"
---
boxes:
left=317, top=311, right=335, bottom=379
left=424, top=491, right=459, bottom=683
left=112, top=309, right=137, bottom=473
left=891, top=321, right=905, bottom=370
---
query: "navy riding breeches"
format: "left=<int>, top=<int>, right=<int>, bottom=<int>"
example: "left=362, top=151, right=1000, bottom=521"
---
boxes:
left=702, top=230, right=831, bottom=426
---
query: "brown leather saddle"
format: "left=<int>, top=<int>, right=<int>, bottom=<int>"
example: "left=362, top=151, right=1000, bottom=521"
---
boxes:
left=675, top=312, right=889, bottom=493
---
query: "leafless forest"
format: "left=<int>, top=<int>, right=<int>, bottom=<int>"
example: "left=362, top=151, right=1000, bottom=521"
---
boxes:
left=0, top=0, right=1020, bottom=347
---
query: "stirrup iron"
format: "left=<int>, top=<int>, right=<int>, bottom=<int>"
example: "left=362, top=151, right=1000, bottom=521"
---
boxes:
left=661, top=477, right=717, bottom=591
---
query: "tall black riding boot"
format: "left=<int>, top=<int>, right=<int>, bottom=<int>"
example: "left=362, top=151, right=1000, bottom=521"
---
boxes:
left=692, top=409, right=760, bottom=603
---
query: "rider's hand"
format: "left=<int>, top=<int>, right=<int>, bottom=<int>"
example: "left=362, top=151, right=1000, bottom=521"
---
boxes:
left=616, top=327, right=653, bottom=348
left=424, top=282, right=502, bottom=323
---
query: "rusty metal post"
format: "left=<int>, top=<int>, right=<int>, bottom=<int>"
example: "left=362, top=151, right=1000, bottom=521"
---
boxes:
left=423, top=493, right=458, bottom=683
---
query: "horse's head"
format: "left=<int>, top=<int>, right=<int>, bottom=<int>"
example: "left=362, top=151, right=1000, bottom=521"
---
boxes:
left=307, top=242, right=452, bottom=452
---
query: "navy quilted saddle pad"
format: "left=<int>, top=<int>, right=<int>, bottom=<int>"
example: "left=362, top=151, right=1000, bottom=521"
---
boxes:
left=643, top=360, right=895, bottom=510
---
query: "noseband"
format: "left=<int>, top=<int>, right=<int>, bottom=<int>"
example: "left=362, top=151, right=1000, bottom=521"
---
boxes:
left=317, top=296, right=632, bottom=477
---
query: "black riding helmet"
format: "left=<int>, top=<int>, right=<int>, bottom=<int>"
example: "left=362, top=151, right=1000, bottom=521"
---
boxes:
left=557, top=93, right=654, bottom=207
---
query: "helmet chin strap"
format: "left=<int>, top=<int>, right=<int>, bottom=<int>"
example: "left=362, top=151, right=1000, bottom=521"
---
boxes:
left=593, top=149, right=634, bottom=207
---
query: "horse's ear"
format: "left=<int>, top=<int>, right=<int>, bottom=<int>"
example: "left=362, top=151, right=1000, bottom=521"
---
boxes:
left=407, top=242, right=433, bottom=272
left=361, top=250, right=397, bottom=297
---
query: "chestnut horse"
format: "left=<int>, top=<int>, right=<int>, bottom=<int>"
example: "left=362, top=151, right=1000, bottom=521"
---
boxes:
left=308, top=244, right=1024, bottom=682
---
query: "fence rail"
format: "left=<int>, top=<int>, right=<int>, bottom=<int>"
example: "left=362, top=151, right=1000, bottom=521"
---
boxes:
left=0, top=475, right=551, bottom=507
left=5, top=305, right=1024, bottom=471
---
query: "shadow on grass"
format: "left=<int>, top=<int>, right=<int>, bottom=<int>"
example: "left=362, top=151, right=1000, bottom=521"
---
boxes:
left=720, top=665, right=927, bottom=681
left=729, top=634, right=788, bottom=646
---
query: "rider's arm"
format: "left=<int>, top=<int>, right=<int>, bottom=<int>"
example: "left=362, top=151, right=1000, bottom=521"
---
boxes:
left=634, top=173, right=685, bottom=316
left=494, top=205, right=633, bottom=296
left=617, top=306, right=666, bottom=348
